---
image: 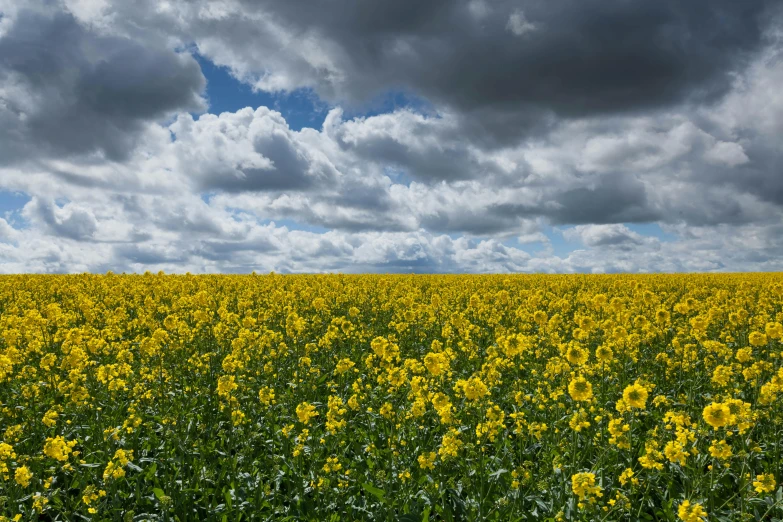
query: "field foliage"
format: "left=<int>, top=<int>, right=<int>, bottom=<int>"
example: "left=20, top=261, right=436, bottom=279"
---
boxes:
left=1, top=273, right=782, bottom=521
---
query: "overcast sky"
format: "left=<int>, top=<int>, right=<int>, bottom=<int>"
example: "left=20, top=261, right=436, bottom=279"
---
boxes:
left=1, top=0, right=782, bottom=273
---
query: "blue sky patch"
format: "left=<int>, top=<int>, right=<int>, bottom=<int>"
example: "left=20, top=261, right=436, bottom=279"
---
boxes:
left=0, top=190, right=30, bottom=221
left=196, top=55, right=328, bottom=131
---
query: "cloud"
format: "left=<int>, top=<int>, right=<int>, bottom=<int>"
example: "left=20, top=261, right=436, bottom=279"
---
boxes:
left=563, top=224, right=647, bottom=248
left=170, top=108, right=339, bottom=192
left=3, top=205, right=783, bottom=274
left=0, top=217, right=19, bottom=241
left=329, top=109, right=488, bottom=182
left=553, top=174, right=660, bottom=225
left=23, top=198, right=98, bottom=241
left=97, top=0, right=772, bottom=143
left=467, top=0, right=490, bottom=20
left=506, top=10, right=537, bottom=37
left=703, top=141, right=749, bottom=167
left=0, top=6, right=205, bottom=165
left=0, top=0, right=782, bottom=275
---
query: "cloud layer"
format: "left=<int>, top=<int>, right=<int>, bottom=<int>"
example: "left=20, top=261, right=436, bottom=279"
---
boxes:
left=0, top=0, right=782, bottom=273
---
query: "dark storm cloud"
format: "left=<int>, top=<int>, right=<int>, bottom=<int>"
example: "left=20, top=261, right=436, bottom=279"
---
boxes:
left=192, top=237, right=279, bottom=261
left=0, top=8, right=205, bottom=164
left=705, top=138, right=783, bottom=208
left=487, top=174, right=658, bottom=226
left=551, top=174, right=660, bottom=225
left=418, top=207, right=522, bottom=236
left=334, top=126, right=481, bottom=182
left=222, top=0, right=771, bottom=142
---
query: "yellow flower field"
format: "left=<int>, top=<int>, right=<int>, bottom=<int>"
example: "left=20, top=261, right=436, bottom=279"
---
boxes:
left=0, top=273, right=782, bottom=521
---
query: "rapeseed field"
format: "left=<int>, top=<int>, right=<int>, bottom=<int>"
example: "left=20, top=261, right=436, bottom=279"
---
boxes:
left=0, top=273, right=782, bottom=521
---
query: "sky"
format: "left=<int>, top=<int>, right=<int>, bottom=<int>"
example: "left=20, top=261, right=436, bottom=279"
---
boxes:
left=0, top=0, right=782, bottom=274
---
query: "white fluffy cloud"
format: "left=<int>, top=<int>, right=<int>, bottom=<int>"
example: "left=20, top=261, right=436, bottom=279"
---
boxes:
left=2, top=82, right=783, bottom=273
left=506, top=10, right=537, bottom=37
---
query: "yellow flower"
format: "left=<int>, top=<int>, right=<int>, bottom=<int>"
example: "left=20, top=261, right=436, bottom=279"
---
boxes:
left=708, top=440, right=732, bottom=461
left=0, top=442, right=17, bottom=475
left=528, top=422, right=548, bottom=440
left=595, top=345, right=614, bottom=363
left=752, top=473, right=776, bottom=494
left=322, top=456, right=342, bottom=473
left=42, top=409, right=59, bottom=428
left=476, top=404, right=506, bottom=441
left=571, top=472, right=602, bottom=502
left=568, top=376, right=593, bottom=402
left=258, top=386, right=276, bottom=406
left=608, top=418, right=631, bottom=449
left=418, top=452, right=436, bottom=470
left=711, top=365, right=733, bottom=387
left=216, top=375, right=237, bottom=398
left=622, top=383, right=648, bottom=410
left=43, top=436, right=76, bottom=462
left=638, top=440, right=664, bottom=470
left=765, top=322, right=783, bottom=340
left=652, top=395, right=670, bottom=408
left=83, top=485, right=99, bottom=505
left=114, top=449, right=132, bottom=466
left=296, top=402, right=319, bottom=424
left=423, top=352, right=449, bottom=377
left=32, top=493, right=48, bottom=513
left=565, top=344, right=589, bottom=366
left=702, top=402, right=731, bottom=429
left=456, top=376, right=489, bottom=401
left=335, top=358, right=356, bottom=375
left=103, top=449, right=133, bottom=481
left=379, top=402, right=394, bottom=419
left=664, top=441, right=689, bottom=465
left=5, top=271, right=783, bottom=519
left=438, top=428, right=463, bottom=460
left=104, top=460, right=125, bottom=481
left=618, top=468, right=636, bottom=486
left=678, top=500, right=707, bottom=522
left=736, top=347, right=753, bottom=363
left=231, top=409, right=246, bottom=426
left=325, top=395, right=347, bottom=432
left=14, top=466, right=33, bottom=488
left=568, top=409, right=591, bottom=432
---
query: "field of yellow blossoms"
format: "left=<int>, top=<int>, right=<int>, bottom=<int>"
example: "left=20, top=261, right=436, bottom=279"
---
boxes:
left=1, top=273, right=782, bottom=521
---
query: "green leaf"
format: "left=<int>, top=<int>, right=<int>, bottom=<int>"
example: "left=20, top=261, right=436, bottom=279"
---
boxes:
left=362, top=482, right=386, bottom=500
left=153, top=488, right=165, bottom=500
